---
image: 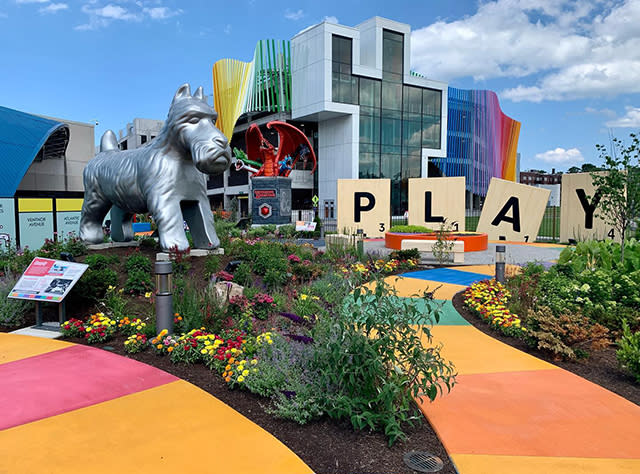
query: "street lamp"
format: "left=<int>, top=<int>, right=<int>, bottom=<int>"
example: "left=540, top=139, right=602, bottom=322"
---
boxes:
left=155, top=260, right=174, bottom=334
left=495, top=245, right=506, bottom=283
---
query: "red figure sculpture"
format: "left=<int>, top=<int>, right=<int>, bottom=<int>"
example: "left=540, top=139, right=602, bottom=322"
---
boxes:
left=245, top=121, right=317, bottom=177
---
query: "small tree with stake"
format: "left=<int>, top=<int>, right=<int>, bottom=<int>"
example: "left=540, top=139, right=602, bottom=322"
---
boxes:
left=592, top=133, right=640, bottom=262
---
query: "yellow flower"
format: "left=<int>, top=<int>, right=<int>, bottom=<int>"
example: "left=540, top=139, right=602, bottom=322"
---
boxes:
left=156, top=344, right=163, bottom=349
left=237, top=376, right=245, bottom=382
left=145, top=292, right=152, bottom=298
left=242, top=370, right=249, bottom=376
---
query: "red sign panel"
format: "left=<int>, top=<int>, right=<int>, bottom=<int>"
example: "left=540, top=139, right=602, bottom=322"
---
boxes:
left=24, top=258, right=55, bottom=277
left=254, top=190, right=277, bottom=199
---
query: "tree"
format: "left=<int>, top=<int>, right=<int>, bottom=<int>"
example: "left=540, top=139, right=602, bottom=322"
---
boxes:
left=581, top=163, right=601, bottom=172
left=592, top=133, right=640, bottom=262
left=567, top=166, right=582, bottom=174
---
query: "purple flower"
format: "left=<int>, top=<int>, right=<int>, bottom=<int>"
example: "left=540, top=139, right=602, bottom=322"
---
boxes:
left=284, top=333, right=314, bottom=344
left=280, top=390, right=297, bottom=399
left=279, top=312, right=304, bottom=324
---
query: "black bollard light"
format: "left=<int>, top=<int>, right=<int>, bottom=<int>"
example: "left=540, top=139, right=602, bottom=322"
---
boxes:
left=155, top=260, right=174, bottom=334
left=495, top=245, right=506, bottom=283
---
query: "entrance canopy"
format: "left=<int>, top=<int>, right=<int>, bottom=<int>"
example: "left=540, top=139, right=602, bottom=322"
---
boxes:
left=0, top=106, right=69, bottom=196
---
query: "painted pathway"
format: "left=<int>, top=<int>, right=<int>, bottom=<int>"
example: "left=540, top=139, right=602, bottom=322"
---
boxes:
left=0, top=333, right=312, bottom=474
left=386, top=265, right=640, bottom=474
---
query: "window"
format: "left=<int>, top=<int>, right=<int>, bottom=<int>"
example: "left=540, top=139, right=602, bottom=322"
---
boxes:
left=422, top=89, right=442, bottom=149
left=120, top=140, right=128, bottom=150
left=332, top=35, right=358, bottom=104
left=141, top=135, right=147, bottom=144
left=382, top=30, right=403, bottom=81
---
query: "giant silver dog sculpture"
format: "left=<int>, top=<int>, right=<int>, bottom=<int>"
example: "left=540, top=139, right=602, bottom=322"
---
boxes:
left=80, top=84, right=231, bottom=251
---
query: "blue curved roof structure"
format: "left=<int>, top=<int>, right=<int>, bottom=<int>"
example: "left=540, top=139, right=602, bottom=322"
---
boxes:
left=0, top=106, right=69, bottom=197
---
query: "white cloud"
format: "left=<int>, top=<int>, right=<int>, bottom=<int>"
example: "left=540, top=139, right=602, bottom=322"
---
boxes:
left=95, top=4, right=137, bottom=20
left=323, top=15, right=338, bottom=24
left=76, top=2, right=182, bottom=30
left=224, top=23, right=232, bottom=35
left=39, top=3, right=69, bottom=14
left=410, top=0, right=640, bottom=102
left=606, top=106, right=640, bottom=128
left=535, top=147, right=585, bottom=165
left=585, top=107, right=616, bottom=118
left=284, top=9, right=304, bottom=21
left=143, top=6, right=182, bottom=20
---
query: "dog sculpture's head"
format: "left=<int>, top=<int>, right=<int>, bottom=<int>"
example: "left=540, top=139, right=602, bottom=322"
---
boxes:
left=165, top=83, right=232, bottom=175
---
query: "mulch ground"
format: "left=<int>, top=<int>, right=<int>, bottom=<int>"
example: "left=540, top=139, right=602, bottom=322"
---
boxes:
left=451, top=291, right=640, bottom=406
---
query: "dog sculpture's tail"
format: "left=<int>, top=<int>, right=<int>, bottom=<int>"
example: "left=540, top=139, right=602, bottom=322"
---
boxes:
left=100, top=130, right=119, bottom=152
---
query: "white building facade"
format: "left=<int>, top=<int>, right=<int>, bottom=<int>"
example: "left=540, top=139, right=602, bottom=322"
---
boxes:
left=291, top=17, right=448, bottom=216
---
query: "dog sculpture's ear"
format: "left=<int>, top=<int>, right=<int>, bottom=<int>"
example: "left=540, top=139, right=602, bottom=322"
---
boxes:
left=173, top=83, right=191, bottom=103
left=193, top=86, right=206, bottom=102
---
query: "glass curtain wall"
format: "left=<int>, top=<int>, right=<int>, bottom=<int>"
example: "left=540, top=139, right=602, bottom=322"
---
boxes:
left=331, top=30, right=442, bottom=214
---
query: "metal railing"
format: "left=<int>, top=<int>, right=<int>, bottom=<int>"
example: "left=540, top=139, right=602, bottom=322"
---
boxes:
left=465, top=206, right=560, bottom=242
left=318, top=206, right=561, bottom=242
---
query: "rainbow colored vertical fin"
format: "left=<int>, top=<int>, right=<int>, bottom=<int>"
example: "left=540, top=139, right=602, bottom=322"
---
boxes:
left=212, top=40, right=291, bottom=140
left=446, top=87, right=521, bottom=196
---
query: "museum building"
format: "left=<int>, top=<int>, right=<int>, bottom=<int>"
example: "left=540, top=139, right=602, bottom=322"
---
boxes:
left=0, top=106, right=94, bottom=248
left=210, top=16, right=521, bottom=216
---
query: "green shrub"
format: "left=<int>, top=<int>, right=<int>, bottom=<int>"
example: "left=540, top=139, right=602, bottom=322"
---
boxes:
left=62, top=236, right=88, bottom=256
left=617, top=321, right=640, bottom=382
left=125, top=254, right=152, bottom=274
left=137, top=236, right=159, bottom=250
left=250, top=242, right=286, bottom=276
left=389, top=248, right=421, bottom=261
left=173, top=278, right=205, bottom=332
left=85, top=254, right=119, bottom=270
left=523, top=306, right=610, bottom=360
left=312, top=278, right=456, bottom=445
left=0, top=272, right=31, bottom=327
left=247, top=226, right=268, bottom=238
left=72, top=267, right=118, bottom=302
left=388, top=225, right=433, bottom=233
left=264, top=267, right=287, bottom=290
left=232, top=262, right=253, bottom=287
left=277, top=224, right=297, bottom=239
left=124, top=269, right=153, bottom=295
left=204, top=254, right=221, bottom=280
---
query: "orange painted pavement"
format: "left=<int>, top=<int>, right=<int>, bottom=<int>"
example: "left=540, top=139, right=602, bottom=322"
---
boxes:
left=451, top=454, right=640, bottom=474
left=0, top=336, right=312, bottom=474
left=423, top=325, right=555, bottom=375
left=388, top=265, right=640, bottom=474
left=0, top=333, right=72, bottom=365
left=420, top=369, right=640, bottom=459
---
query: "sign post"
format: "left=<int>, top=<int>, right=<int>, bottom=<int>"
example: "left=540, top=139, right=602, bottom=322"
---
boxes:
left=9, top=257, right=88, bottom=329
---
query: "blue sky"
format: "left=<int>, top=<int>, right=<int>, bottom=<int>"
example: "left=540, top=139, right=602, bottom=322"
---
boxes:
left=1, top=0, right=639, bottom=172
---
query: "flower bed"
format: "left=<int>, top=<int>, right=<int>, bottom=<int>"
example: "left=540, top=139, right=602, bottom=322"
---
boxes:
left=463, top=280, right=526, bottom=338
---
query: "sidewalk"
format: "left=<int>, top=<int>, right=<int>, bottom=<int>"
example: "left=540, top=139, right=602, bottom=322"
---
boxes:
left=388, top=265, right=640, bottom=474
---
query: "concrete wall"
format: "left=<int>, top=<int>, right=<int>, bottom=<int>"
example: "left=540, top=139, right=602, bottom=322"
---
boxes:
left=17, top=120, right=95, bottom=194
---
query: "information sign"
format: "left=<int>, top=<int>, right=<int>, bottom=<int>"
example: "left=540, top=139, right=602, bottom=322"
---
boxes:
left=295, top=221, right=317, bottom=232
left=9, top=257, right=88, bottom=302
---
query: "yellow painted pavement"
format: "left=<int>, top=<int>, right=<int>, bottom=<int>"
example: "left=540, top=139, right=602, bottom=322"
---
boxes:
left=422, top=325, right=556, bottom=375
left=0, top=379, right=312, bottom=474
left=451, top=454, right=640, bottom=474
left=0, top=333, right=71, bottom=365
